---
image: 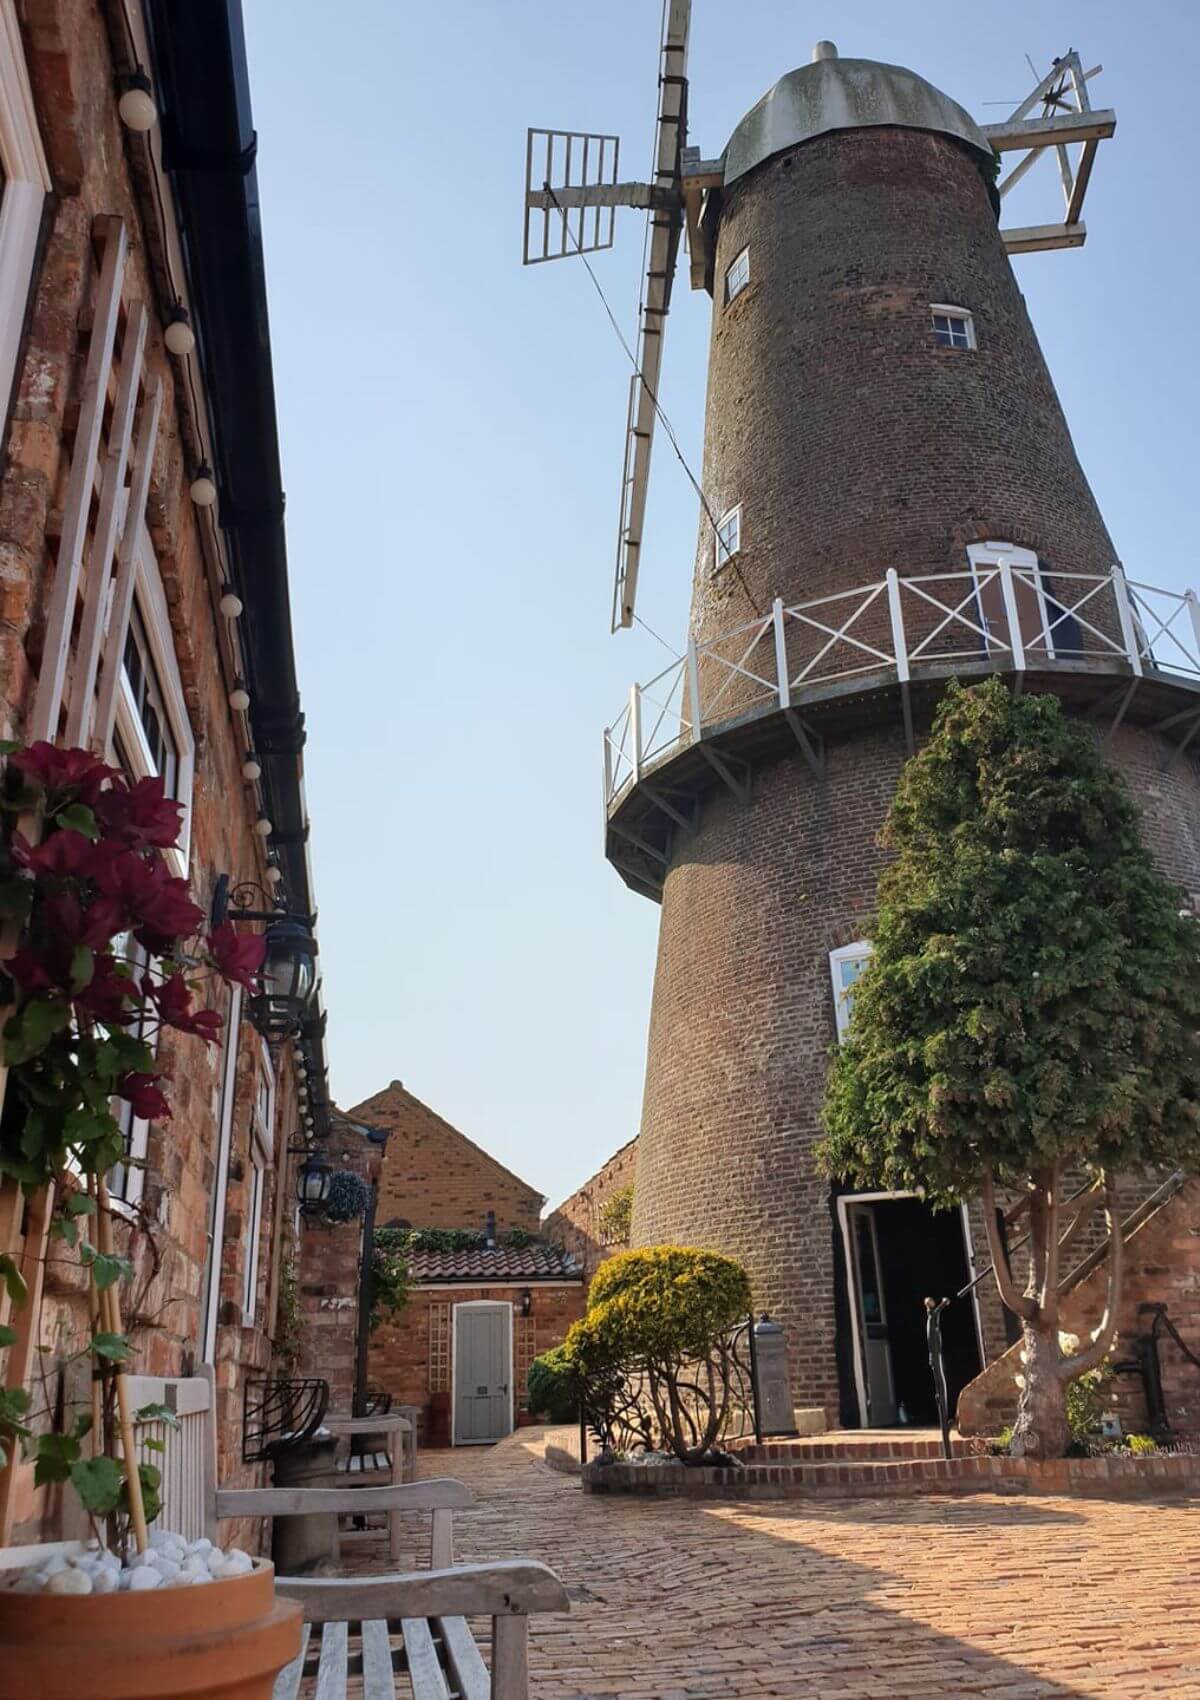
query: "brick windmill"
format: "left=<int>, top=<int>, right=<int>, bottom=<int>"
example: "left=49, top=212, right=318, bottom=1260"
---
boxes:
left=526, top=31, right=1200, bottom=1430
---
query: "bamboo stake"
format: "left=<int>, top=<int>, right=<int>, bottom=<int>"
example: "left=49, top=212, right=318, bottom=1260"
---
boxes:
left=95, top=1182, right=148, bottom=1553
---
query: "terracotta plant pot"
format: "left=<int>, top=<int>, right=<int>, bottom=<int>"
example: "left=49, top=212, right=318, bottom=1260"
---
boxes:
left=0, top=1557, right=302, bottom=1700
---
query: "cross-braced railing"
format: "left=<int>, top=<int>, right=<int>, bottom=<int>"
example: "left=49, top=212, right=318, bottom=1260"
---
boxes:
left=604, top=564, right=1200, bottom=808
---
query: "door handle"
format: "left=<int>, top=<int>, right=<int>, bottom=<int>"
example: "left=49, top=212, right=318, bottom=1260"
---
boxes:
left=497, top=1384, right=508, bottom=1394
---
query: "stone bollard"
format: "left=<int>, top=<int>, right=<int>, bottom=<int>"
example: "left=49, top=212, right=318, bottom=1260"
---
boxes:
left=753, top=1314, right=800, bottom=1437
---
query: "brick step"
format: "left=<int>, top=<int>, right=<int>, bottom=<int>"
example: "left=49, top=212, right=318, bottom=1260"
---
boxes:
left=734, top=1433, right=972, bottom=1463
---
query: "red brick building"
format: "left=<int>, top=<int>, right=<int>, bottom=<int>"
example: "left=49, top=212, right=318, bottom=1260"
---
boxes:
left=354, top=1081, right=585, bottom=1443
left=595, top=49, right=1200, bottom=1433
left=0, top=0, right=336, bottom=1541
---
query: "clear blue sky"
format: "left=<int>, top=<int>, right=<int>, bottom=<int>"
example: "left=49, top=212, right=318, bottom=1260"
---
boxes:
left=242, top=2, right=1199, bottom=1211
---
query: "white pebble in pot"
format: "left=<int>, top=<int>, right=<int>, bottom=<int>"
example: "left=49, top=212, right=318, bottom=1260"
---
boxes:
left=45, top=1569, right=92, bottom=1596
left=128, top=1567, right=162, bottom=1591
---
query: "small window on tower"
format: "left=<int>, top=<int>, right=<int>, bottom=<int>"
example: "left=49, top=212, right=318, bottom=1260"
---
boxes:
left=714, top=505, right=741, bottom=570
left=931, top=306, right=976, bottom=350
left=725, top=247, right=750, bottom=304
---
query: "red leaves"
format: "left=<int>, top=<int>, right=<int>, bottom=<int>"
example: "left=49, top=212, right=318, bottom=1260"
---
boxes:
left=116, top=1071, right=171, bottom=1122
left=143, top=973, right=224, bottom=1044
left=95, top=776, right=184, bottom=850
left=206, top=922, right=266, bottom=992
left=10, top=743, right=115, bottom=804
left=92, top=851, right=205, bottom=945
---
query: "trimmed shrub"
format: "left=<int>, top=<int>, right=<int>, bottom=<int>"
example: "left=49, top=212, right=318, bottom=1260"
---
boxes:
left=527, top=1345, right=580, bottom=1424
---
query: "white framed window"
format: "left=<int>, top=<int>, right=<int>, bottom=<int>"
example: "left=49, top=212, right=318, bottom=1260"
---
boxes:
left=111, top=520, right=196, bottom=874
left=829, top=940, right=873, bottom=1041
left=106, top=934, right=152, bottom=1209
left=714, top=504, right=741, bottom=571
left=242, top=1042, right=274, bottom=1326
left=931, top=305, right=976, bottom=350
left=724, top=246, right=750, bottom=304
left=0, top=3, right=50, bottom=423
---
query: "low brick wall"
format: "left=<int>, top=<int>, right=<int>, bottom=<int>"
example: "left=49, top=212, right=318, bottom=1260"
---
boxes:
left=580, top=1452, right=1200, bottom=1501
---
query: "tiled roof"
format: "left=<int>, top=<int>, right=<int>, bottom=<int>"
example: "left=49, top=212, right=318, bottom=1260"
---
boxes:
left=407, top=1242, right=582, bottom=1283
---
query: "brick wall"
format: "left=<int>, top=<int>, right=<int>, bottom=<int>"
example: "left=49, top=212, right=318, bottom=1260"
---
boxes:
left=350, top=1080, right=544, bottom=1233
left=544, top=1137, right=638, bottom=1279
left=296, top=1122, right=386, bottom=1416
left=630, top=107, right=1200, bottom=1423
left=958, top=1178, right=1200, bottom=1436
left=368, top=1282, right=585, bottom=1437
left=1, top=0, right=307, bottom=1542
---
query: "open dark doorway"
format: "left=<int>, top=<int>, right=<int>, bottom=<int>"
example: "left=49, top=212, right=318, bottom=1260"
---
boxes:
left=840, top=1195, right=982, bottom=1427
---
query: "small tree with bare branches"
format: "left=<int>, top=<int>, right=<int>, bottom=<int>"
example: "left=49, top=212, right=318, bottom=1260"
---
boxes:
left=820, top=679, right=1200, bottom=1458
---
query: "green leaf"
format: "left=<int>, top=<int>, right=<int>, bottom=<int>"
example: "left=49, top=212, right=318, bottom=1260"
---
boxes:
left=33, top=1430, right=82, bottom=1487
left=90, top=1331, right=132, bottom=1362
left=142, top=1435, right=165, bottom=1452
left=66, top=1194, right=97, bottom=1218
left=0, top=1254, right=28, bottom=1308
left=4, top=999, right=70, bottom=1067
left=69, top=945, right=94, bottom=994
left=54, top=803, right=99, bottom=841
left=134, top=1402, right=180, bottom=1430
left=49, top=1215, right=78, bottom=1247
left=0, top=1324, right=15, bottom=1348
left=84, top=1250, right=132, bottom=1292
left=0, top=739, right=18, bottom=755
left=69, top=1455, right=122, bottom=1516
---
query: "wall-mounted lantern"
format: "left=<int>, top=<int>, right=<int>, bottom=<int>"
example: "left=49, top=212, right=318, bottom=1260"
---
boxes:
left=211, top=874, right=317, bottom=1042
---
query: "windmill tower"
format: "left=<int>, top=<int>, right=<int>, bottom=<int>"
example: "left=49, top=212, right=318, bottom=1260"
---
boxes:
left=527, top=27, right=1200, bottom=1427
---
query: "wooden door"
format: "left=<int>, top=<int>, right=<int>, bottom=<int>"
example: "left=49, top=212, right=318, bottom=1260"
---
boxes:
left=454, top=1306, right=511, bottom=1444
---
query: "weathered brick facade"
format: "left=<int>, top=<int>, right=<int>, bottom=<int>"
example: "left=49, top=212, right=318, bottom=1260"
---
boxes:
left=0, top=0, right=329, bottom=1543
left=353, top=1080, right=544, bottom=1234
left=351, top=1081, right=585, bottom=1438
left=544, top=1136, right=638, bottom=1278
left=630, top=66, right=1200, bottom=1426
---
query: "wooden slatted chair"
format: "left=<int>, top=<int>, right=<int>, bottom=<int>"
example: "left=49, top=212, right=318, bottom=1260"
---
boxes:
left=270, top=1562, right=569, bottom=1700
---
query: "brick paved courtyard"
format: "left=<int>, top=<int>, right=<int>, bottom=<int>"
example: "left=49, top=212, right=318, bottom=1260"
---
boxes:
left=394, top=1431, right=1200, bottom=1700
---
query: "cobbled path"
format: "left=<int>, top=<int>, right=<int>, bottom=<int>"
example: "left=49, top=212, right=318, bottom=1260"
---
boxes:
left=371, top=1430, right=1200, bottom=1699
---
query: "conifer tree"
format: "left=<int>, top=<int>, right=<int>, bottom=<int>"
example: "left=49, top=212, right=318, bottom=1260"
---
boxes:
left=820, top=678, right=1200, bottom=1457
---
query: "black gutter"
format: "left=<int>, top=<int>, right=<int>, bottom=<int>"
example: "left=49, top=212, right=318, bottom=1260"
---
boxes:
left=143, top=0, right=308, bottom=905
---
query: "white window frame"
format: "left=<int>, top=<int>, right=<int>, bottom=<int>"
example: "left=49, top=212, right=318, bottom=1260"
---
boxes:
left=0, top=3, right=50, bottom=423
left=714, top=504, right=741, bottom=572
left=202, top=984, right=242, bottom=1363
left=242, top=1041, right=274, bottom=1326
left=829, top=939, right=873, bottom=1041
left=724, top=246, right=750, bottom=304
left=106, top=935, right=153, bottom=1211
left=111, top=517, right=196, bottom=875
left=930, top=304, right=976, bottom=350
left=966, top=539, right=1055, bottom=660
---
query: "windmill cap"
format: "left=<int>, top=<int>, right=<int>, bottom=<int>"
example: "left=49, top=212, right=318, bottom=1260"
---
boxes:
left=724, top=55, right=993, bottom=187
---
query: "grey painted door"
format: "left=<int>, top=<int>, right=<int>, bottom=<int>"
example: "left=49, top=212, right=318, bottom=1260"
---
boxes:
left=454, top=1306, right=511, bottom=1444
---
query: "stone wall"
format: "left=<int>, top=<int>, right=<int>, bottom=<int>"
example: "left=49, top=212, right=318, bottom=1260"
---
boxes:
left=958, top=1177, right=1200, bottom=1438
left=544, top=1137, right=638, bottom=1279
left=350, top=1080, right=543, bottom=1233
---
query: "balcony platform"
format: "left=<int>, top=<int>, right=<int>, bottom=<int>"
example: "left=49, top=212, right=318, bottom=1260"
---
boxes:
left=603, top=568, right=1200, bottom=900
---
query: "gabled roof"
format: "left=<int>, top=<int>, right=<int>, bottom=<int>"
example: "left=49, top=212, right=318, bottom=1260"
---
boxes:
left=348, top=1079, right=545, bottom=1209
left=407, top=1242, right=582, bottom=1284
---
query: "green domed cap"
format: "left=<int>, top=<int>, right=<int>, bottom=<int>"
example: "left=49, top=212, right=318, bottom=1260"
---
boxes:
left=725, top=48, right=992, bottom=186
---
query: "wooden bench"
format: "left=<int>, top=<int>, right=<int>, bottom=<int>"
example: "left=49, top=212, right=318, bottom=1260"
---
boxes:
left=271, top=1562, right=569, bottom=1700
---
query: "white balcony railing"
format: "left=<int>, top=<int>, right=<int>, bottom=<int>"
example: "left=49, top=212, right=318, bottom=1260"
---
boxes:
left=604, top=565, right=1200, bottom=810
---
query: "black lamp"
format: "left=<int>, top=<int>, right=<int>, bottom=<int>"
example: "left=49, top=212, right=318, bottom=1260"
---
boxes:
left=296, top=1148, right=332, bottom=1212
left=210, top=875, right=318, bottom=1042
left=248, top=916, right=318, bottom=1041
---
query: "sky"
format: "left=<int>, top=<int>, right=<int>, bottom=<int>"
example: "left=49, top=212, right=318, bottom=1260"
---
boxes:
left=242, top=1, right=1200, bottom=1211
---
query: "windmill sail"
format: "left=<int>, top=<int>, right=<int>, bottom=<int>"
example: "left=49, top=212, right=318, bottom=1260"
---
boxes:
left=611, top=0, right=691, bottom=632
